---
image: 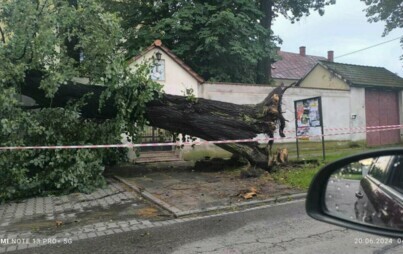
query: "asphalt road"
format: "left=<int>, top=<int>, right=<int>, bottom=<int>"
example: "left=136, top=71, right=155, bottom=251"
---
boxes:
left=10, top=200, right=402, bottom=254
left=325, top=178, right=361, bottom=221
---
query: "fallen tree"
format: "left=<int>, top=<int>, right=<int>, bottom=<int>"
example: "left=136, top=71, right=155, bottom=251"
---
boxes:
left=22, top=71, right=293, bottom=170
left=1, top=0, right=294, bottom=201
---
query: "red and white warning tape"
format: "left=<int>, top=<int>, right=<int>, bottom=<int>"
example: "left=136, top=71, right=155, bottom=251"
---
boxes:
left=1, top=125, right=402, bottom=151
left=282, top=124, right=403, bottom=134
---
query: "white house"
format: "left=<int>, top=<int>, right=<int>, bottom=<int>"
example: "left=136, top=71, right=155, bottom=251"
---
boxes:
left=126, top=40, right=205, bottom=162
left=128, top=40, right=204, bottom=97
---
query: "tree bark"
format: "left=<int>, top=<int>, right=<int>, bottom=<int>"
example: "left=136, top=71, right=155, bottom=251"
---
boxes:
left=256, top=0, right=274, bottom=84
left=22, top=71, right=292, bottom=170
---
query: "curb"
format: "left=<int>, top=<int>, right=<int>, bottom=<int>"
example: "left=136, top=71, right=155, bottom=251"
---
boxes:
left=113, top=175, right=306, bottom=218
left=174, top=192, right=306, bottom=217
left=113, top=176, right=182, bottom=216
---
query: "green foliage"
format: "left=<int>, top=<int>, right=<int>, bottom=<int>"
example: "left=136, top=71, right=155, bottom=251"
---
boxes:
left=105, top=0, right=278, bottom=83
left=104, top=0, right=335, bottom=83
left=0, top=0, right=161, bottom=202
left=361, top=0, right=402, bottom=35
left=182, top=88, right=197, bottom=103
left=271, top=0, right=336, bottom=21
left=272, top=163, right=321, bottom=190
left=0, top=101, right=107, bottom=201
left=360, top=0, right=403, bottom=60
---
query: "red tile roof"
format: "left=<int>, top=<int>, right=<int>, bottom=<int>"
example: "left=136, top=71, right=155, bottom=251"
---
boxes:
left=272, top=51, right=326, bottom=80
left=128, top=40, right=205, bottom=83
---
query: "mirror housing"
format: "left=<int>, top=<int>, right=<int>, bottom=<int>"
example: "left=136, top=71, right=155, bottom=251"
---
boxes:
left=306, top=148, right=403, bottom=238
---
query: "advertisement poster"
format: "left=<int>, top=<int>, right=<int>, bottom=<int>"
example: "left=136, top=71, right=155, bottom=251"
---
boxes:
left=294, top=97, right=322, bottom=139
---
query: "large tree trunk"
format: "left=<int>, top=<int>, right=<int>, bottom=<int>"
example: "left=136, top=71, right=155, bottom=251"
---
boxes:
left=22, top=71, right=292, bottom=170
left=256, top=0, right=274, bottom=84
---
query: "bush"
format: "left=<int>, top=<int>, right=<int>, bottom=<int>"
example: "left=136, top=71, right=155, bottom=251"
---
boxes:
left=0, top=1, right=161, bottom=203
left=0, top=105, right=128, bottom=202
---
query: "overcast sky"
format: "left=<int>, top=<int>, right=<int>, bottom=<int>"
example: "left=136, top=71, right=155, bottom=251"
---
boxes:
left=272, top=0, right=403, bottom=77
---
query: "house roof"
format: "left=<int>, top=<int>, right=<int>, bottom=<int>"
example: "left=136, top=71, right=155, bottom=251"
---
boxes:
left=272, top=51, right=326, bottom=80
left=318, top=61, right=403, bottom=88
left=128, top=40, right=205, bottom=83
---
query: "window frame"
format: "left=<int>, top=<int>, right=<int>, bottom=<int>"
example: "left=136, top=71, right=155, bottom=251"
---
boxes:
left=367, top=156, right=394, bottom=185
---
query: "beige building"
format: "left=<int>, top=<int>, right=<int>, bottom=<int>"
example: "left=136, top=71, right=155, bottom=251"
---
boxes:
left=298, top=61, right=403, bottom=146
left=272, top=46, right=334, bottom=87
left=298, top=63, right=349, bottom=90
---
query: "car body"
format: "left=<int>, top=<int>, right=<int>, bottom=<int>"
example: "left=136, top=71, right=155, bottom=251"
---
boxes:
left=354, top=155, right=403, bottom=229
left=306, top=149, right=403, bottom=237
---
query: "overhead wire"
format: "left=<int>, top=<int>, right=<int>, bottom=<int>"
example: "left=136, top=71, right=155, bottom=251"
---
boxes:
left=334, top=36, right=402, bottom=59
left=272, top=35, right=402, bottom=76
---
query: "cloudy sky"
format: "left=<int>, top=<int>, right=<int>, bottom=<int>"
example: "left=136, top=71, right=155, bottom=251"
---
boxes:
left=272, top=0, right=403, bottom=77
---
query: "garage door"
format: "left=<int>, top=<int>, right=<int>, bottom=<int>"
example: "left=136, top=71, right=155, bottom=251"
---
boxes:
left=365, top=89, right=400, bottom=146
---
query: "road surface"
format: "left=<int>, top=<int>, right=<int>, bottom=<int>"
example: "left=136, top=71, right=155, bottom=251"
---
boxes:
left=10, top=200, right=402, bottom=254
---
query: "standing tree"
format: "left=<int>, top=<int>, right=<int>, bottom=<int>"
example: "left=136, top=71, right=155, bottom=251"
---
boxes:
left=105, top=0, right=336, bottom=84
left=105, top=0, right=277, bottom=83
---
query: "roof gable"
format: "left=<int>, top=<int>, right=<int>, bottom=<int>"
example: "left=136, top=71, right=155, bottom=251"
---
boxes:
left=319, top=61, right=403, bottom=88
left=272, top=51, right=326, bottom=79
left=128, top=40, right=205, bottom=83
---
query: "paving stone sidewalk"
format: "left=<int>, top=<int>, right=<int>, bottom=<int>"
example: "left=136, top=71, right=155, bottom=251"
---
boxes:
left=0, top=178, right=171, bottom=253
left=0, top=168, right=306, bottom=253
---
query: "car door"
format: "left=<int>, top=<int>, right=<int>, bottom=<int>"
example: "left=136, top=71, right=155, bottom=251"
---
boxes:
left=379, top=155, right=403, bottom=229
left=355, top=156, right=394, bottom=227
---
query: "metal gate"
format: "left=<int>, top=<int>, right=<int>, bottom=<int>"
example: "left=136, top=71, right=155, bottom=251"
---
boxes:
left=140, top=126, right=174, bottom=152
left=365, top=89, right=400, bottom=146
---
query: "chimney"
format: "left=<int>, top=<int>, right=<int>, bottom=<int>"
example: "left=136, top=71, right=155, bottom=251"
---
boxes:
left=154, top=39, right=162, bottom=46
left=327, top=50, right=334, bottom=62
left=299, top=46, right=306, bottom=56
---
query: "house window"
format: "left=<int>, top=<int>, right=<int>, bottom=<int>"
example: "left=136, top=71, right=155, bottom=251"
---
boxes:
left=150, top=59, right=165, bottom=81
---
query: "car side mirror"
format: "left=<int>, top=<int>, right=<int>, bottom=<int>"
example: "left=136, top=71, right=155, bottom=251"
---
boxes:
left=306, top=148, right=403, bottom=238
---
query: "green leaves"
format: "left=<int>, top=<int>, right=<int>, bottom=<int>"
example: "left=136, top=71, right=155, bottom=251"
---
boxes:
left=0, top=105, right=112, bottom=202
left=273, top=0, right=336, bottom=21
left=361, top=0, right=402, bottom=36
left=0, top=0, right=161, bottom=202
left=106, top=0, right=275, bottom=83
left=360, top=0, right=402, bottom=60
left=104, top=0, right=335, bottom=83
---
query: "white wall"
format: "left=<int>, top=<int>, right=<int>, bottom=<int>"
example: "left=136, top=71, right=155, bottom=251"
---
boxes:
left=200, top=83, right=272, bottom=104
left=350, top=87, right=366, bottom=141
left=281, top=87, right=352, bottom=142
left=201, top=83, right=364, bottom=142
left=20, top=95, right=36, bottom=106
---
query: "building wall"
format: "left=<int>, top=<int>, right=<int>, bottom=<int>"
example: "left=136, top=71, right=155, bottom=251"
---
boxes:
left=299, top=65, right=350, bottom=90
left=273, top=78, right=298, bottom=87
left=200, top=83, right=273, bottom=104
left=350, top=87, right=366, bottom=141
left=281, top=87, right=353, bottom=142
left=20, top=95, right=36, bottom=106
left=201, top=83, right=361, bottom=142
left=130, top=49, right=200, bottom=97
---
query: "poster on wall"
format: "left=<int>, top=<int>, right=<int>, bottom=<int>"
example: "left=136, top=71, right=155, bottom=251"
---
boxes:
left=294, top=96, right=325, bottom=159
left=294, top=97, right=323, bottom=140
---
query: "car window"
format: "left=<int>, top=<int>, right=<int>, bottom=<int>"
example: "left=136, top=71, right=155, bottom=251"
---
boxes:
left=368, top=156, right=393, bottom=183
left=389, top=156, right=403, bottom=194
